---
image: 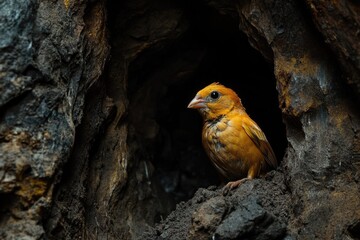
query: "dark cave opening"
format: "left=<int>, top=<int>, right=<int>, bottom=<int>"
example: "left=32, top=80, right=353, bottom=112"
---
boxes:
left=107, top=0, right=287, bottom=204
left=153, top=6, right=287, bottom=202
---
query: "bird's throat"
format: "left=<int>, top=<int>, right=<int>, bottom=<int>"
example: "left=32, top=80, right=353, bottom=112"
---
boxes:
left=205, top=114, right=225, bottom=126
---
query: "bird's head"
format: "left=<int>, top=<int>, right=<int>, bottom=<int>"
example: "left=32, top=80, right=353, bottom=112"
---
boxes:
left=188, top=82, right=245, bottom=120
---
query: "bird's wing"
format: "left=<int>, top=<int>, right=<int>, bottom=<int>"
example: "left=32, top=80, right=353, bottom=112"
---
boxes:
left=242, top=120, right=278, bottom=169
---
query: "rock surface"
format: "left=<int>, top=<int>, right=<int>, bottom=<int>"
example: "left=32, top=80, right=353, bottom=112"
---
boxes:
left=306, top=0, right=360, bottom=96
left=0, top=0, right=359, bottom=239
left=0, top=0, right=108, bottom=239
left=143, top=172, right=289, bottom=240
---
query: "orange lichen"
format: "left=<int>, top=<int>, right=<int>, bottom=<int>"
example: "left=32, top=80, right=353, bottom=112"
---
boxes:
left=0, top=129, right=48, bottom=150
left=275, top=54, right=323, bottom=116
left=16, top=177, right=48, bottom=205
left=276, top=55, right=319, bottom=76
left=64, top=0, right=70, bottom=10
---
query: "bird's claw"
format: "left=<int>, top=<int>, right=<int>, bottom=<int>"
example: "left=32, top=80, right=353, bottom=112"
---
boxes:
left=222, top=178, right=248, bottom=195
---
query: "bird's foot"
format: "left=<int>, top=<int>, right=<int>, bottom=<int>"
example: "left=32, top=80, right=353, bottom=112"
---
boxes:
left=222, top=178, right=248, bottom=195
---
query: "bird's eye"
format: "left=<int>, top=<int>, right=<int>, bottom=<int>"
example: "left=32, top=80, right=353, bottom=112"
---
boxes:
left=210, top=91, right=219, bottom=99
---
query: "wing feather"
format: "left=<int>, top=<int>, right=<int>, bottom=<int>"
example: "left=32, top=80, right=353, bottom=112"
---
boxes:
left=242, top=120, right=278, bottom=169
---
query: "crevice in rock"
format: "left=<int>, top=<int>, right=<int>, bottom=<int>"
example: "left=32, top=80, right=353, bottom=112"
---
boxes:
left=0, top=90, right=33, bottom=122
left=0, top=193, right=19, bottom=224
left=348, top=220, right=360, bottom=239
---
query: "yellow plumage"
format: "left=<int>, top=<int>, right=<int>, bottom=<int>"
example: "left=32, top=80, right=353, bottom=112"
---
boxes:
left=188, top=83, right=277, bottom=189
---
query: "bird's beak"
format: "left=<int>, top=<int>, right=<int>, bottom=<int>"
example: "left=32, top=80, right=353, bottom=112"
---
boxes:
left=187, top=95, right=206, bottom=109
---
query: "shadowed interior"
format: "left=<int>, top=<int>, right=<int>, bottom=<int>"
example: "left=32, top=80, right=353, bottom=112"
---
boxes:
left=108, top=0, right=287, bottom=203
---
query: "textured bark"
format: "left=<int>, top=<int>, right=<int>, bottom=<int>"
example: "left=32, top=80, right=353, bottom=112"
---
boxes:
left=1, top=0, right=359, bottom=239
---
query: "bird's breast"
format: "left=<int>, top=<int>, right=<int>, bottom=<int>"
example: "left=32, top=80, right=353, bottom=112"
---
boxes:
left=203, top=120, right=227, bottom=150
left=202, top=116, right=249, bottom=179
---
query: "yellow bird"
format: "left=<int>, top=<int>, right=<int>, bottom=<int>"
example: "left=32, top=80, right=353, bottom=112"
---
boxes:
left=188, top=83, right=278, bottom=189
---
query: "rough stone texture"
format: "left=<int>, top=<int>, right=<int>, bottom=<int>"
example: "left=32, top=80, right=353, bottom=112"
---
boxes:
left=0, top=0, right=108, bottom=239
left=1, top=0, right=360, bottom=239
left=142, top=172, right=289, bottom=240
left=305, top=0, right=360, bottom=97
